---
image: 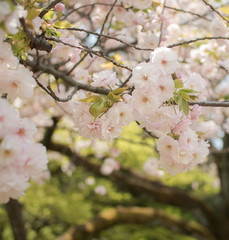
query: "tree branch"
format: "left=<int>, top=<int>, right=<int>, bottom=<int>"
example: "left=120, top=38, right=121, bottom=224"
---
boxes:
left=201, top=0, right=229, bottom=24
left=25, top=59, right=110, bottom=95
left=56, top=206, right=216, bottom=240
left=46, top=142, right=219, bottom=228
left=5, top=199, right=27, bottom=240
left=19, top=18, right=52, bottom=52
left=39, top=0, right=63, bottom=19
left=167, top=36, right=229, bottom=48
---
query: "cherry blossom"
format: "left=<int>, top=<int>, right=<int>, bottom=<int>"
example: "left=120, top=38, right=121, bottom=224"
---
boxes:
left=150, top=47, right=179, bottom=75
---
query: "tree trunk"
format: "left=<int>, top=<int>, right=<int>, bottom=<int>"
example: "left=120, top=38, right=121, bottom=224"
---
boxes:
left=5, top=199, right=27, bottom=240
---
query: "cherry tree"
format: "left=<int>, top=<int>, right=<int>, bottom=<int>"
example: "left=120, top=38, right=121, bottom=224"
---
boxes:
left=1, top=0, right=229, bottom=240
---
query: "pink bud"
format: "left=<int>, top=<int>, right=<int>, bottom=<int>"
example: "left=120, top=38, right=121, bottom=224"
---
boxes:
left=190, top=104, right=201, bottom=121
left=55, top=3, right=65, bottom=12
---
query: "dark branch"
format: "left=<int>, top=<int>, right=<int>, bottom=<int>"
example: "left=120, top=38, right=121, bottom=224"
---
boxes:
left=5, top=199, right=27, bottom=240
left=56, top=206, right=216, bottom=240
left=39, top=0, right=63, bottom=19
left=19, top=18, right=52, bottom=52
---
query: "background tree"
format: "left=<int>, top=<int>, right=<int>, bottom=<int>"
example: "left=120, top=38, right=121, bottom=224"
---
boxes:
left=1, top=0, right=229, bottom=240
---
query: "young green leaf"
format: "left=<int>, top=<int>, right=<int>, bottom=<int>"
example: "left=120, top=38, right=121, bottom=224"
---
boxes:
left=43, top=11, right=54, bottom=20
left=181, top=98, right=189, bottom=117
left=26, top=9, right=42, bottom=20
left=107, top=92, right=121, bottom=103
left=179, top=88, right=200, bottom=94
left=89, top=101, right=107, bottom=120
left=112, top=87, right=128, bottom=95
left=54, top=21, right=74, bottom=29
left=174, top=79, right=183, bottom=89
left=79, top=95, right=102, bottom=103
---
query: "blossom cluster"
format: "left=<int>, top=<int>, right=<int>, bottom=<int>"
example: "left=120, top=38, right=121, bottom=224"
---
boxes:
left=71, top=47, right=210, bottom=175
left=0, top=99, right=49, bottom=203
left=71, top=70, right=135, bottom=140
left=0, top=30, right=36, bottom=100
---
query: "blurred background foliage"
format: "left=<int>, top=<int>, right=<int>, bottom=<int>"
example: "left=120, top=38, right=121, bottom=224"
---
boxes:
left=0, top=122, right=220, bottom=240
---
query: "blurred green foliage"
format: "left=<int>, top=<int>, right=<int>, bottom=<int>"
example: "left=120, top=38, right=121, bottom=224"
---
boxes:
left=0, top=122, right=220, bottom=240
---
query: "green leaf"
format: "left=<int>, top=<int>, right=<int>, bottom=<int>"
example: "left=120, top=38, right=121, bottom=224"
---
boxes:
left=107, top=92, right=121, bottom=103
left=179, top=88, right=199, bottom=94
left=223, top=94, right=229, bottom=100
left=43, top=10, right=54, bottom=20
left=79, top=95, right=102, bottom=103
left=181, top=99, right=189, bottom=117
left=54, top=21, right=74, bottom=29
left=189, top=95, right=199, bottom=101
left=196, top=131, right=206, bottom=137
left=26, top=9, right=42, bottom=20
left=174, top=79, right=183, bottom=89
left=219, top=6, right=229, bottom=14
left=132, top=8, right=140, bottom=13
left=177, top=96, right=183, bottom=111
left=112, top=87, right=128, bottom=95
left=179, top=91, right=193, bottom=101
left=89, top=101, right=107, bottom=120
left=173, top=94, right=179, bottom=104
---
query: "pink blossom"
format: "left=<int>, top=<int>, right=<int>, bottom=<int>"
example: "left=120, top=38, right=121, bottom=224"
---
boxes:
left=107, top=102, right=134, bottom=126
left=0, top=1, right=11, bottom=22
left=100, top=158, right=120, bottom=175
left=184, top=73, right=207, bottom=100
left=0, top=99, right=49, bottom=203
left=0, top=99, right=20, bottom=137
left=0, top=65, right=36, bottom=100
left=190, top=105, right=201, bottom=120
left=91, top=70, right=119, bottom=88
left=130, top=62, right=160, bottom=89
left=52, top=35, right=81, bottom=63
left=131, top=87, right=161, bottom=117
left=143, top=158, right=164, bottom=177
left=173, top=119, right=191, bottom=135
left=155, top=74, right=175, bottom=102
left=123, top=0, right=153, bottom=10
left=141, top=106, right=181, bottom=137
left=55, top=3, right=65, bottom=12
left=0, top=168, right=29, bottom=203
left=150, top=47, right=179, bottom=75
left=24, top=143, right=48, bottom=179
left=101, top=118, right=123, bottom=141
left=94, top=185, right=107, bottom=195
left=210, top=17, right=228, bottom=37
left=157, top=129, right=209, bottom=175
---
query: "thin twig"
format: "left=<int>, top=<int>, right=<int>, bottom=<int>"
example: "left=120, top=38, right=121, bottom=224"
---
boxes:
left=97, top=0, right=118, bottom=44
left=201, top=0, right=229, bottom=24
left=64, top=3, right=124, bottom=20
left=158, top=0, right=167, bottom=47
left=39, top=0, right=63, bottom=18
left=26, top=59, right=110, bottom=95
left=45, top=36, right=132, bottom=71
left=164, top=5, right=211, bottom=21
left=167, top=36, right=229, bottom=48
left=60, top=27, right=154, bottom=51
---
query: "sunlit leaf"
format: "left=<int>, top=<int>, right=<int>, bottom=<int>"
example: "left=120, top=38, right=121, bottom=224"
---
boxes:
left=54, top=21, right=74, bottom=29
left=219, top=6, right=229, bottom=14
left=26, top=9, right=42, bottom=20
left=108, top=92, right=121, bottom=103
left=112, top=87, right=128, bottom=95
left=79, top=95, right=102, bottom=103
left=174, top=79, right=183, bottom=89
left=43, top=10, right=54, bottom=20
left=89, top=101, right=107, bottom=120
